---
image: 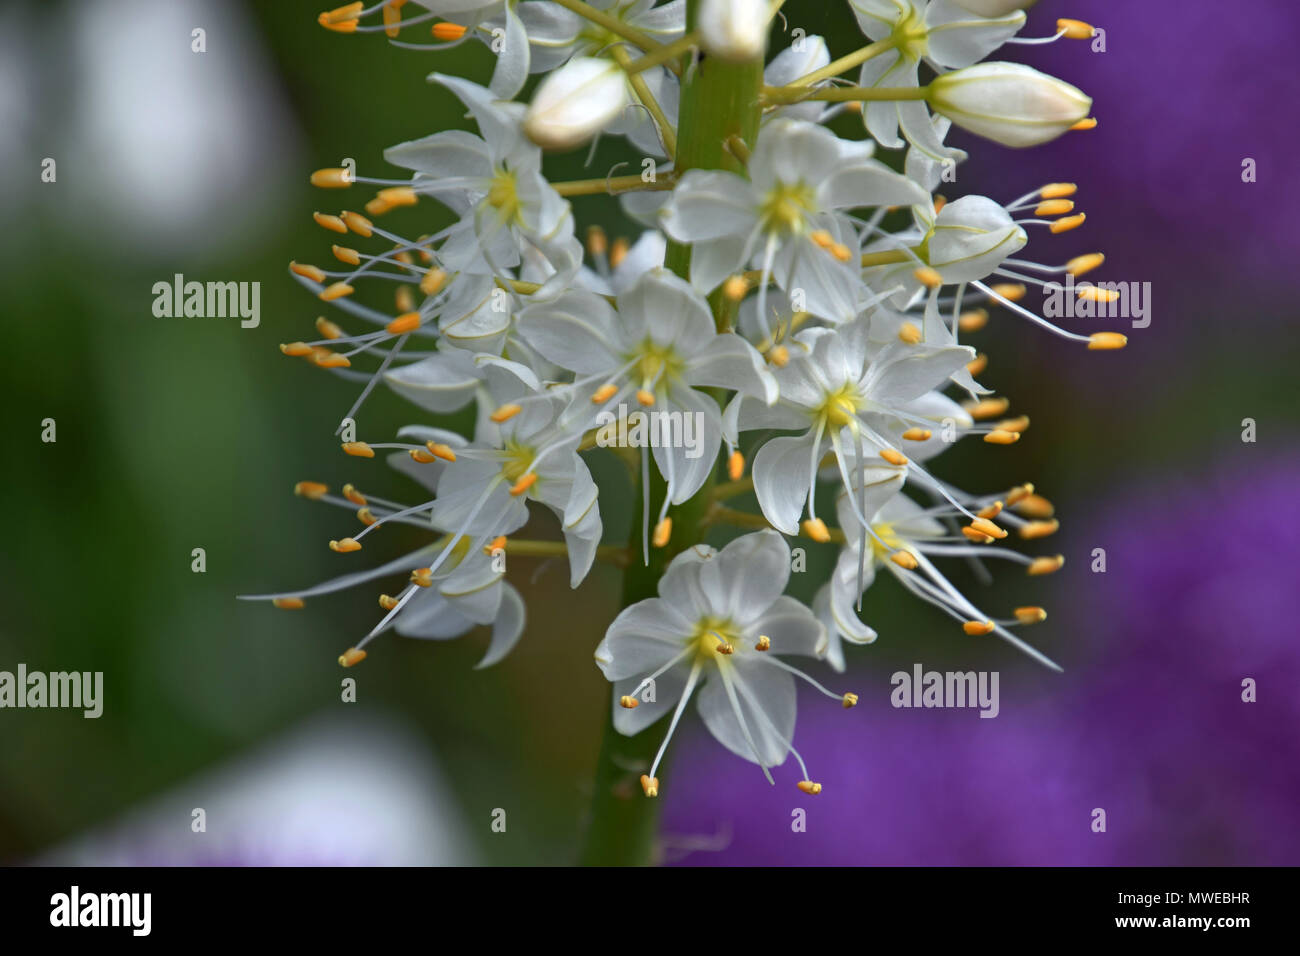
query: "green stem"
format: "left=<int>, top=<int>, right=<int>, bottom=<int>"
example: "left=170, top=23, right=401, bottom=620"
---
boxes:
left=763, top=83, right=930, bottom=104
left=550, top=0, right=663, bottom=54
left=578, top=0, right=764, bottom=867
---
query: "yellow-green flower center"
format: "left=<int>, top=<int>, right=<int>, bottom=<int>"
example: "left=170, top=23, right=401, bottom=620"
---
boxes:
left=692, top=616, right=741, bottom=661
left=633, top=341, right=683, bottom=385
left=760, top=180, right=816, bottom=235
left=500, top=440, right=535, bottom=483
left=891, top=10, right=929, bottom=60
left=869, top=522, right=903, bottom=561
left=820, top=384, right=863, bottom=428
left=487, top=169, right=522, bottom=223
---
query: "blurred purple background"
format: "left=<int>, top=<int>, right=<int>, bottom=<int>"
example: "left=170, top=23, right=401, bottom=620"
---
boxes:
left=663, top=0, right=1300, bottom=865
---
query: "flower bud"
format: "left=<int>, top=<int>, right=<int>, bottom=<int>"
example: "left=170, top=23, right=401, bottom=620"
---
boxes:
left=949, top=0, right=1038, bottom=16
left=524, top=57, right=629, bottom=151
left=928, top=62, right=1091, bottom=148
left=699, top=0, right=770, bottom=63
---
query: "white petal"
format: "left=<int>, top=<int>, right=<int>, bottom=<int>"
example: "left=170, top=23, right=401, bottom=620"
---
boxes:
left=696, top=661, right=793, bottom=767
left=594, top=598, right=691, bottom=680
left=752, top=433, right=818, bottom=535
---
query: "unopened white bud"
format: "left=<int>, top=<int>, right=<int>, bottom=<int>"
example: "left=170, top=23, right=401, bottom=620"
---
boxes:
left=524, top=57, right=629, bottom=151
left=699, top=0, right=770, bottom=63
left=928, top=62, right=1091, bottom=148
left=949, top=0, right=1038, bottom=16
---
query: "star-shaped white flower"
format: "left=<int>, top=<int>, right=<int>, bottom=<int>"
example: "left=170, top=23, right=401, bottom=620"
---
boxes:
left=595, top=530, right=852, bottom=793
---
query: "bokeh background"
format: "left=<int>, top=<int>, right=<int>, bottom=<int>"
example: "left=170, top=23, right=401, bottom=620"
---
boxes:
left=1, top=0, right=1296, bottom=865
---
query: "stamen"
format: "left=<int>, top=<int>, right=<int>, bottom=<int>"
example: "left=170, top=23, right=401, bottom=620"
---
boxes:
left=841, top=693, right=858, bottom=708
left=272, top=597, right=305, bottom=610
left=1028, top=554, right=1065, bottom=576
left=640, top=774, right=659, bottom=797
left=963, top=619, right=995, bottom=635
left=342, top=441, right=375, bottom=458
left=797, top=780, right=823, bottom=795
left=1057, top=18, right=1095, bottom=39
left=491, top=404, right=523, bottom=423
left=1035, top=199, right=1075, bottom=217
left=652, top=517, right=672, bottom=548
left=311, top=168, right=354, bottom=188
left=984, top=430, right=1020, bottom=445
left=1012, top=493, right=1054, bottom=518
left=332, top=245, right=362, bottom=265
left=280, top=342, right=313, bottom=356
left=427, top=441, right=457, bottom=461
left=609, top=238, right=629, bottom=268
left=410, top=567, right=434, bottom=587
left=969, top=517, right=1007, bottom=539
left=902, top=427, right=931, bottom=441
left=966, top=397, right=1010, bottom=420
left=1039, top=183, right=1077, bottom=200
left=1088, top=332, right=1128, bottom=350
left=591, top=383, right=619, bottom=404
left=386, top=311, right=422, bottom=334
left=1071, top=118, right=1098, bottom=131
left=295, top=481, right=329, bottom=499
left=620, top=695, right=639, bottom=709
left=432, top=22, right=467, bottom=41
left=755, top=635, right=771, bottom=651
left=966, top=353, right=988, bottom=376
left=343, top=483, right=366, bottom=506
left=342, top=210, right=373, bottom=236
left=378, top=594, right=399, bottom=610
left=290, top=261, right=327, bottom=282
left=1050, top=213, right=1087, bottom=234
left=879, top=448, right=908, bottom=466
left=898, top=321, right=922, bottom=344
left=330, top=537, right=362, bottom=552
left=636, top=389, right=656, bottom=406
left=320, top=282, right=356, bottom=301
left=484, top=535, right=507, bottom=554
left=802, top=518, right=831, bottom=543
left=419, top=268, right=447, bottom=295
left=914, top=266, right=943, bottom=289
left=1067, top=253, right=1105, bottom=276
left=314, top=212, right=348, bottom=233
left=890, top=550, right=918, bottom=570
left=509, top=473, right=538, bottom=496
left=959, top=308, right=989, bottom=332
left=723, top=275, right=749, bottom=301
left=728, top=450, right=745, bottom=481
left=338, top=647, right=367, bottom=667
left=1019, top=519, right=1060, bottom=539
left=1015, top=606, right=1048, bottom=624
left=1077, top=286, right=1120, bottom=303
left=315, top=316, right=344, bottom=339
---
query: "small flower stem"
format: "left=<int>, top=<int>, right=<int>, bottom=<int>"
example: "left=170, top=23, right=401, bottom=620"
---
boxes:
left=788, top=37, right=897, bottom=88
left=610, top=45, right=678, bottom=158
left=550, top=0, right=664, bottom=54
left=622, top=32, right=699, bottom=75
left=552, top=173, right=676, bottom=197
left=762, top=83, right=930, bottom=105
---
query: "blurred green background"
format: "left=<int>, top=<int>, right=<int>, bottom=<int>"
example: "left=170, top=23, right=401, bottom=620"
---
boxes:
left=1, top=0, right=1295, bottom=865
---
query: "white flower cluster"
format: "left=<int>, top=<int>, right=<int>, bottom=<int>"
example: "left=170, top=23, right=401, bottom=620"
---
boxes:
left=253, top=0, right=1122, bottom=795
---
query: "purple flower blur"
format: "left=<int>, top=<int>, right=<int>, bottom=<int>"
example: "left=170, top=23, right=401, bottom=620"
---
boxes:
left=662, top=455, right=1300, bottom=865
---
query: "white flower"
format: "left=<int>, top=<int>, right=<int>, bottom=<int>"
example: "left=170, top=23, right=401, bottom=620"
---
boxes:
left=516, top=268, right=775, bottom=517
left=594, top=530, right=850, bottom=792
left=661, top=117, right=927, bottom=324
left=728, top=317, right=972, bottom=537
left=928, top=61, right=1092, bottom=148
left=383, top=75, right=581, bottom=289
left=429, top=358, right=603, bottom=588
left=241, top=425, right=529, bottom=667
left=698, top=0, right=771, bottom=62
left=850, top=0, right=1026, bottom=159
left=815, top=482, right=1063, bottom=672
left=524, top=57, right=630, bottom=150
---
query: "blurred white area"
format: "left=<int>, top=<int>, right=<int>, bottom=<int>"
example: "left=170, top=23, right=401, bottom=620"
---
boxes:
left=42, top=713, right=477, bottom=866
left=6, top=0, right=300, bottom=256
